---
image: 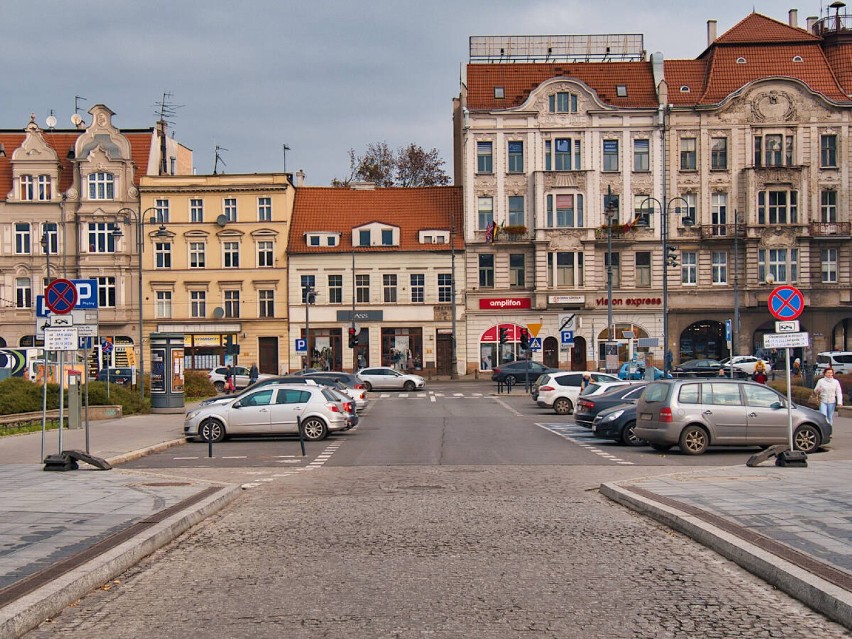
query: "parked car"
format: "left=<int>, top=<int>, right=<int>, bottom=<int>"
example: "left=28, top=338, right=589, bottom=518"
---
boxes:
left=200, top=376, right=321, bottom=407
left=184, top=383, right=356, bottom=443
left=720, top=355, right=772, bottom=376
left=617, top=363, right=669, bottom=380
left=592, top=403, right=646, bottom=446
left=356, top=367, right=425, bottom=391
left=96, top=367, right=134, bottom=385
left=575, top=382, right=649, bottom=428
left=635, top=379, right=831, bottom=455
left=492, top=361, right=558, bottom=386
left=302, top=372, right=369, bottom=412
left=534, top=371, right=622, bottom=415
left=671, top=359, right=736, bottom=378
left=207, top=366, right=274, bottom=392
left=816, top=351, right=852, bottom=376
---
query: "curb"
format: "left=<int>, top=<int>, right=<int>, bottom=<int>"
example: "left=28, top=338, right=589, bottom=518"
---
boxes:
left=105, top=437, right=188, bottom=466
left=0, top=482, right=241, bottom=639
left=600, top=481, right=852, bottom=631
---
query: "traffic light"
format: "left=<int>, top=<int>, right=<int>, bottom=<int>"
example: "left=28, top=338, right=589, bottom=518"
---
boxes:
left=520, top=328, right=530, bottom=350
left=499, top=327, right=508, bottom=344
left=666, top=245, right=679, bottom=268
left=348, top=326, right=357, bottom=348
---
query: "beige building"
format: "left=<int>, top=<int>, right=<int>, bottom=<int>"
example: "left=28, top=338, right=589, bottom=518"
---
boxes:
left=139, top=173, right=294, bottom=375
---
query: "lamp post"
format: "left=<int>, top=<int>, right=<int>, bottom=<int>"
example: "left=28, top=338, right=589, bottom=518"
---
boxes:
left=733, top=209, right=741, bottom=360
left=604, top=186, right=617, bottom=373
left=450, top=203, right=458, bottom=380
left=39, top=224, right=56, bottom=461
left=304, top=287, right=316, bottom=371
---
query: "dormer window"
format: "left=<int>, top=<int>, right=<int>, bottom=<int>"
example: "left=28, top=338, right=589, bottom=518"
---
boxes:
left=419, top=230, right=450, bottom=244
left=353, top=223, right=399, bottom=247
left=494, top=86, right=505, bottom=99
left=616, top=85, right=627, bottom=97
left=680, top=86, right=691, bottom=93
left=792, top=55, right=804, bottom=63
left=19, top=175, right=52, bottom=201
left=88, top=172, right=115, bottom=200
left=305, top=232, right=340, bottom=247
left=736, top=57, right=747, bottom=64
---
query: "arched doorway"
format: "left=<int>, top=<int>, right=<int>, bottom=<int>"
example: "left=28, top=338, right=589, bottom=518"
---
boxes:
left=679, top=320, right=724, bottom=361
left=570, top=336, right=587, bottom=370
left=831, top=318, right=852, bottom=351
left=596, top=324, right=650, bottom=367
left=543, top=336, right=559, bottom=369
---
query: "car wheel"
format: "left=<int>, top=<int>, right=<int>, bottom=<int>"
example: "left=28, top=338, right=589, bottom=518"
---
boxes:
left=301, top=417, right=328, bottom=441
left=650, top=443, right=672, bottom=452
left=403, top=380, right=415, bottom=391
left=363, top=381, right=372, bottom=392
left=198, top=418, right=225, bottom=443
left=620, top=421, right=645, bottom=447
left=214, top=381, right=225, bottom=393
left=679, top=425, right=709, bottom=455
left=553, top=397, right=573, bottom=415
left=505, top=375, right=517, bottom=386
left=793, top=424, right=821, bottom=454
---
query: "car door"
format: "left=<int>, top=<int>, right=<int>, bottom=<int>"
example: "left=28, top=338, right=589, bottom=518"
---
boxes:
left=233, top=366, right=251, bottom=389
left=268, top=388, right=312, bottom=433
left=227, top=388, right=275, bottom=434
left=742, top=384, right=788, bottom=445
left=697, top=382, right=748, bottom=443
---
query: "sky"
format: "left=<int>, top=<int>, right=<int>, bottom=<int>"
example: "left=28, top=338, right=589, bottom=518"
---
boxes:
left=1, top=1, right=833, bottom=186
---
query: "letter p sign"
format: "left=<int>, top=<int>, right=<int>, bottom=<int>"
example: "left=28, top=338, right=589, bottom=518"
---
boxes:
left=72, top=279, right=99, bottom=309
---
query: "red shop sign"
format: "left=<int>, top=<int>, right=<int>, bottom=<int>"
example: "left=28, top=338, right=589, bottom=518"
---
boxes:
left=479, top=298, right=532, bottom=310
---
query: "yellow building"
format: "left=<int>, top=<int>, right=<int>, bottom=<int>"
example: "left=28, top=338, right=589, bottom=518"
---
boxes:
left=139, top=173, right=294, bottom=375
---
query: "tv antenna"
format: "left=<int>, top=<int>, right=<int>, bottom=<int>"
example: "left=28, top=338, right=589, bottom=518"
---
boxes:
left=75, top=96, right=87, bottom=116
left=154, top=91, right=183, bottom=127
left=214, top=145, right=229, bottom=174
left=282, top=143, right=291, bottom=173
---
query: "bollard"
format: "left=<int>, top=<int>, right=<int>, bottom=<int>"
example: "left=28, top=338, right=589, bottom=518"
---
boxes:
left=297, top=415, right=306, bottom=456
left=203, top=418, right=214, bottom=458
left=496, top=379, right=504, bottom=394
left=506, top=378, right=514, bottom=393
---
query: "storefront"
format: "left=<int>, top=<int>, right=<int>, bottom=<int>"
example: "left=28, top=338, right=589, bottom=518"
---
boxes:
left=381, top=327, right=423, bottom=371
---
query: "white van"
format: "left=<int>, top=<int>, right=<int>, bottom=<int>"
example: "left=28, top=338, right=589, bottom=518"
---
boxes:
left=816, top=352, right=852, bottom=376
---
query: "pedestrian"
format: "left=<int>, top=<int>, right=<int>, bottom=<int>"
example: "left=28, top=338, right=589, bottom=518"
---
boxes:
left=751, top=360, right=768, bottom=384
left=249, top=362, right=259, bottom=385
left=580, top=373, right=592, bottom=391
left=718, top=368, right=727, bottom=377
left=812, top=367, right=843, bottom=425
left=225, top=364, right=235, bottom=394
left=793, top=357, right=802, bottom=377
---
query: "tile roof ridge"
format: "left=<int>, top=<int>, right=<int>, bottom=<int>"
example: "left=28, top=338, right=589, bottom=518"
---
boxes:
left=715, top=12, right=821, bottom=45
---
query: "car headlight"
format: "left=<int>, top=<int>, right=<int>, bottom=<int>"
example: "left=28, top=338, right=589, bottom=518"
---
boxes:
left=601, top=409, right=624, bottom=423
left=186, top=409, right=202, bottom=421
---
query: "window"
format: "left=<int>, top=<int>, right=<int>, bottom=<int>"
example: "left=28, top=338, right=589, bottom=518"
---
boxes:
left=757, top=190, right=798, bottom=225
left=603, top=140, right=619, bottom=172
left=328, top=274, right=343, bottom=304
left=603, top=194, right=620, bottom=224
left=259, top=290, right=275, bottom=318
left=604, top=252, right=621, bottom=287
left=711, top=193, right=728, bottom=235
left=381, top=229, right=393, bottom=246
left=257, top=241, right=273, bottom=267
left=616, top=85, right=627, bottom=97
left=754, top=134, right=794, bottom=167
left=438, top=273, right=452, bottom=302
left=681, top=251, right=697, bottom=285
left=224, top=198, right=237, bottom=222
left=87, top=172, right=114, bottom=200
left=300, top=275, right=316, bottom=303
left=155, top=199, right=170, bottom=224
left=383, top=274, right=398, bottom=303
left=821, top=190, right=837, bottom=223
left=87, top=222, right=119, bottom=253
left=759, top=248, right=798, bottom=283
left=508, top=196, right=525, bottom=227
left=155, top=291, right=172, bottom=318
left=546, top=137, right=582, bottom=171
left=477, top=142, right=493, bottom=173
left=549, top=92, right=578, bottom=113
left=223, top=241, right=239, bottom=268
left=494, top=86, right=504, bottom=99
left=509, top=254, right=525, bottom=288
left=21, top=175, right=50, bottom=201
left=822, top=248, right=838, bottom=283
left=257, top=197, right=272, bottom=221
left=410, top=274, right=424, bottom=303
left=680, top=137, right=697, bottom=170
left=20, top=175, right=34, bottom=200
left=190, top=198, right=204, bottom=223
left=15, top=277, right=31, bottom=308
left=97, top=276, right=116, bottom=308
left=821, top=134, right=837, bottom=168
left=635, top=252, right=651, bottom=287
left=547, top=252, right=583, bottom=287
left=224, top=290, right=240, bottom=318
left=633, top=139, right=649, bottom=172
left=190, top=291, right=206, bottom=318
left=155, top=242, right=172, bottom=269
left=15, top=223, right=30, bottom=254
left=712, top=251, right=728, bottom=284
left=42, top=223, right=58, bottom=254
left=479, top=254, right=494, bottom=288
left=477, top=197, right=493, bottom=230
left=711, top=138, right=728, bottom=170
left=633, top=195, right=651, bottom=227
left=189, top=242, right=206, bottom=268
left=508, top=141, right=524, bottom=173
left=359, top=229, right=371, bottom=247
left=356, top=274, right=370, bottom=303
left=680, top=193, right=697, bottom=225
left=547, top=194, right=583, bottom=227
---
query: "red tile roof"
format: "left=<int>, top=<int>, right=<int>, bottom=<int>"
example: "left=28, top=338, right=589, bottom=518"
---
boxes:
left=664, top=60, right=709, bottom=106
left=712, top=13, right=820, bottom=46
left=466, top=61, right=657, bottom=110
left=288, top=186, right=463, bottom=254
left=823, top=43, right=852, bottom=94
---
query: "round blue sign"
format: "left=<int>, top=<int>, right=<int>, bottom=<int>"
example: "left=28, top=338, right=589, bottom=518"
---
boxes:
left=44, top=278, right=78, bottom=315
left=767, top=285, right=804, bottom=321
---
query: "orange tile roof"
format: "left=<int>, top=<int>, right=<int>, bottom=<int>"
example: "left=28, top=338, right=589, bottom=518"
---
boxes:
left=466, top=61, right=657, bottom=110
left=664, top=60, right=709, bottom=106
left=288, top=186, right=464, bottom=254
left=823, top=43, right=852, bottom=94
left=712, top=13, right=820, bottom=46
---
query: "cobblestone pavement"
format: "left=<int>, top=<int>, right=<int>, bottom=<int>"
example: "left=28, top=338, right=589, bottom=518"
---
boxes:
left=26, top=465, right=851, bottom=638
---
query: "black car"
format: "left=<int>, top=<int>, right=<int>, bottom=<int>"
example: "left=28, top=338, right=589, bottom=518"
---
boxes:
left=673, top=359, right=726, bottom=378
left=592, top=403, right=645, bottom=446
left=302, top=371, right=365, bottom=389
left=492, top=361, right=557, bottom=385
left=574, top=382, right=648, bottom=428
left=96, top=367, right=134, bottom=385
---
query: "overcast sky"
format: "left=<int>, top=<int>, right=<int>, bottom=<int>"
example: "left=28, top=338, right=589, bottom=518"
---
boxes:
left=1, top=1, right=831, bottom=185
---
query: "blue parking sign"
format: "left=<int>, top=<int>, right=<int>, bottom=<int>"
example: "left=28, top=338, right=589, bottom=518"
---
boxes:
left=560, top=330, right=574, bottom=344
left=295, top=338, right=307, bottom=353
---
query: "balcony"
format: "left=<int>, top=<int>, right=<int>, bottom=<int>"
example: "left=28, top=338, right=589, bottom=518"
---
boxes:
left=699, top=224, right=747, bottom=241
left=809, top=221, right=851, bottom=238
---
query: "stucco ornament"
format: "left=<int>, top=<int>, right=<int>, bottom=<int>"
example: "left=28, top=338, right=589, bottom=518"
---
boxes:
left=750, top=90, right=797, bottom=122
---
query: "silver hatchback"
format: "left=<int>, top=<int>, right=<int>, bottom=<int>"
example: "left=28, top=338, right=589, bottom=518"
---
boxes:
left=635, top=379, right=831, bottom=455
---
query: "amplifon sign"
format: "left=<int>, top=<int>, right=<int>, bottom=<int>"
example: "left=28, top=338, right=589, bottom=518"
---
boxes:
left=479, top=298, right=532, bottom=310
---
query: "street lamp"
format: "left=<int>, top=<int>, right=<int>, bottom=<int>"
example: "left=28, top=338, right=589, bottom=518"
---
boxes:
left=304, top=287, right=316, bottom=371
left=604, top=186, right=618, bottom=373
left=638, top=195, right=693, bottom=373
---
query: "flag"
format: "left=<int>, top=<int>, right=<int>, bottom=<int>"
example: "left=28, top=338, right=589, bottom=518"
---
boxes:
left=485, top=221, right=494, bottom=243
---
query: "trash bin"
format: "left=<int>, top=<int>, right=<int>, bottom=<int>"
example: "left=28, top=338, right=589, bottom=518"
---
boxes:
left=149, top=332, right=185, bottom=414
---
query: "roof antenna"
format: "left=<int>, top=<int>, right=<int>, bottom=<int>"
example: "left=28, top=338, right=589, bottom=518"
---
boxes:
left=74, top=96, right=87, bottom=115
left=154, top=90, right=183, bottom=127
left=214, top=145, right=228, bottom=175
left=282, top=143, right=291, bottom=173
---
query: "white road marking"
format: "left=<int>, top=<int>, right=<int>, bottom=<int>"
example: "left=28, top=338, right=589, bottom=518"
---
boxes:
left=534, top=422, right=634, bottom=465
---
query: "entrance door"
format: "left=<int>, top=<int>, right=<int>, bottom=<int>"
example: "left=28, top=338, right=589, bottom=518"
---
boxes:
left=571, top=337, right=587, bottom=370
left=543, top=336, right=559, bottom=369
left=258, top=337, right=279, bottom=374
left=436, top=333, right=453, bottom=375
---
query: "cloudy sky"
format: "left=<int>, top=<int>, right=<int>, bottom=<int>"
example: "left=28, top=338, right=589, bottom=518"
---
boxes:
left=1, top=1, right=830, bottom=185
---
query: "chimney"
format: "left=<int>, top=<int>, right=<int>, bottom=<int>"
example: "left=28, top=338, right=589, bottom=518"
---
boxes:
left=707, top=20, right=717, bottom=47
left=789, top=9, right=798, bottom=28
left=807, top=15, right=818, bottom=32
left=296, top=169, right=305, bottom=187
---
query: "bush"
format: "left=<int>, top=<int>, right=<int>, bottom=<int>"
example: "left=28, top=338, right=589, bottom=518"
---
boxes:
left=836, top=373, right=852, bottom=404
left=0, top=377, right=61, bottom=413
left=185, top=369, right=217, bottom=400
left=84, top=381, right=148, bottom=415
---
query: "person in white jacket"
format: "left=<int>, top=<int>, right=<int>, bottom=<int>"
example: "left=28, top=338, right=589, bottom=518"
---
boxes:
left=813, top=367, right=844, bottom=425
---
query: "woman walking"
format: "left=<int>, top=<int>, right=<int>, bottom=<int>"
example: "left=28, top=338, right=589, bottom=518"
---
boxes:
left=813, top=367, right=843, bottom=425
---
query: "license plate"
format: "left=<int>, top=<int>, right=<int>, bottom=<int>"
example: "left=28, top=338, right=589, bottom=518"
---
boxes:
left=640, top=413, right=652, bottom=421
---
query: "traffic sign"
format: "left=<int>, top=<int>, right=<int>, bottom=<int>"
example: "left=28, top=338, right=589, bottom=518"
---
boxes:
left=529, top=337, right=542, bottom=351
left=558, top=314, right=577, bottom=332
left=44, top=327, right=78, bottom=351
left=101, top=337, right=113, bottom=354
left=560, top=330, right=574, bottom=344
left=725, top=319, right=732, bottom=342
left=763, top=332, right=810, bottom=349
left=49, top=315, right=73, bottom=327
left=776, top=320, right=800, bottom=333
left=44, top=278, right=78, bottom=314
left=295, top=338, right=307, bottom=353
left=71, top=279, right=98, bottom=309
left=767, top=285, right=804, bottom=321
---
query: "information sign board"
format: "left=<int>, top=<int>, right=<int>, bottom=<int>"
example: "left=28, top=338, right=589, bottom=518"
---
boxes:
left=44, top=327, right=79, bottom=351
left=763, top=332, right=810, bottom=349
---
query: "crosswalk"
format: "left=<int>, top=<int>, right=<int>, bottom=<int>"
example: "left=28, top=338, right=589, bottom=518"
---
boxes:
left=535, top=422, right=635, bottom=465
left=372, top=391, right=492, bottom=399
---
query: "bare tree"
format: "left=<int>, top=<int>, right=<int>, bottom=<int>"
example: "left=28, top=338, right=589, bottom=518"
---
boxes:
left=332, top=142, right=450, bottom=187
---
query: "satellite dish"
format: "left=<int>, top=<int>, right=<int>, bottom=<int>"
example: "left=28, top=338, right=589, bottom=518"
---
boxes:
left=216, top=214, right=228, bottom=227
left=212, top=307, right=225, bottom=319
left=71, top=114, right=83, bottom=127
left=45, top=115, right=57, bottom=129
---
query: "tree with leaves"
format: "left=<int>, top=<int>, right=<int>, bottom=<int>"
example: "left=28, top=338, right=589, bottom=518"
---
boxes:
left=333, top=142, right=450, bottom=187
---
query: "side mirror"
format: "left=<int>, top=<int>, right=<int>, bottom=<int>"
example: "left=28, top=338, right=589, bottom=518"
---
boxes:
left=233, top=401, right=242, bottom=409
left=770, top=401, right=783, bottom=410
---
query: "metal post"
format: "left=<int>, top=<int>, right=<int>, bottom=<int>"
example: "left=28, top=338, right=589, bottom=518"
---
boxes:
left=450, top=205, right=458, bottom=380
left=58, top=350, right=64, bottom=453
left=734, top=209, right=740, bottom=358
left=606, top=186, right=615, bottom=373
left=137, top=213, right=145, bottom=401
left=351, top=251, right=356, bottom=372
left=40, top=226, right=52, bottom=462
left=662, top=197, right=670, bottom=376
